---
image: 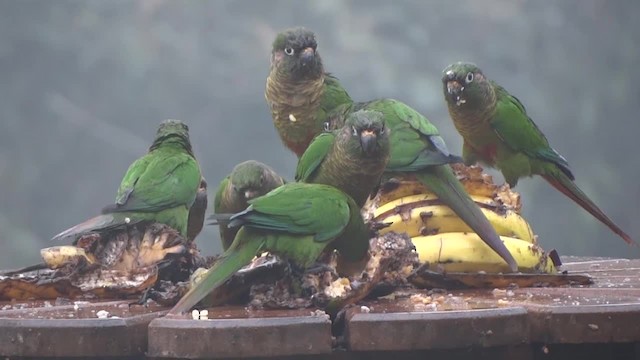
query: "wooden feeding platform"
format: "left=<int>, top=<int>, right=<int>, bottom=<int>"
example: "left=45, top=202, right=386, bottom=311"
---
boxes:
left=1, top=256, right=640, bottom=359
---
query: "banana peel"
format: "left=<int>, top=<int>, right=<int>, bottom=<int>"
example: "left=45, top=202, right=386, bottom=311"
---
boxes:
left=0, top=267, right=159, bottom=301
left=409, top=265, right=593, bottom=290
left=0, top=223, right=196, bottom=301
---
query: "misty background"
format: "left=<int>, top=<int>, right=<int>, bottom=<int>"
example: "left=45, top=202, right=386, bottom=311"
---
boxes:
left=0, top=0, right=638, bottom=268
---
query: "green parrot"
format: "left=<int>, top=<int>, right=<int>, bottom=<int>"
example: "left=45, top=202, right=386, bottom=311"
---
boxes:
left=442, top=62, right=635, bottom=245
left=186, top=177, right=208, bottom=242
left=214, top=160, right=286, bottom=250
left=168, top=183, right=370, bottom=314
left=295, top=109, right=391, bottom=207
left=265, top=27, right=353, bottom=158
left=265, top=28, right=518, bottom=271
left=51, top=119, right=202, bottom=243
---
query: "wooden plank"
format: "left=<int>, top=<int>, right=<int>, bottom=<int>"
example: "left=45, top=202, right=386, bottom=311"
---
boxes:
left=344, top=305, right=528, bottom=351
left=147, top=308, right=332, bottom=359
left=527, top=304, right=640, bottom=344
left=0, top=300, right=165, bottom=357
left=561, top=258, right=640, bottom=272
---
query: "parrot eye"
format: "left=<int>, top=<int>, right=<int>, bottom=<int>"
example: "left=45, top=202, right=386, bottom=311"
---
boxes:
left=284, top=47, right=295, bottom=56
left=323, top=122, right=331, bottom=131
left=380, top=124, right=386, bottom=134
left=465, top=72, right=474, bottom=84
left=351, top=126, right=358, bottom=136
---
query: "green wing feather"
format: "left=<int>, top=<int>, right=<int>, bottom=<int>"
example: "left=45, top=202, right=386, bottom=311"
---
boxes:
left=233, top=184, right=351, bottom=243
left=107, top=151, right=201, bottom=213
left=491, top=85, right=573, bottom=178
left=316, top=74, right=353, bottom=121
left=359, top=99, right=460, bottom=170
left=295, top=132, right=335, bottom=182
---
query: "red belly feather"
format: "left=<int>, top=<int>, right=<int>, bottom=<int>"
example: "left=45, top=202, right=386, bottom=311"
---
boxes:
left=478, top=143, right=498, bottom=164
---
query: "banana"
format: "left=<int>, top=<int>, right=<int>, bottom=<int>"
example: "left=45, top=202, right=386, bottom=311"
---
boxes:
left=376, top=179, right=497, bottom=206
left=40, top=246, right=96, bottom=269
left=376, top=179, right=433, bottom=205
left=373, top=193, right=498, bottom=218
left=450, top=164, right=500, bottom=198
left=374, top=201, right=535, bottom=243
left=412, top=233, right=556, bottom=274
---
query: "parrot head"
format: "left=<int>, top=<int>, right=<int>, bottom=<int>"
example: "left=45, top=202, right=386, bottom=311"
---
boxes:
left=344, top=110, right=390, bottom=157
left=230, top=160, right=282, bottom=203
left=271, top=27, right=323, bottom=80
left=442, top=62, right=488, bottom=107
left=150, top=119, right=193, bottom=153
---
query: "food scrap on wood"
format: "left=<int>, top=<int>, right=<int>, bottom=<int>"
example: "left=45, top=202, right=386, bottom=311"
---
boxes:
left=0, top=223, right=201, bottom=301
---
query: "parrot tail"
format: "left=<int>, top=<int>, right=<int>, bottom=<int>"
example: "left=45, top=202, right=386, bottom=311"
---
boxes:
left=168, top=227, right=264, bottom=315
left=542, top=171, right=636, bottom=246
left=186, top=191, right=208, bottom=241
left=50, top=214, right=136, bottom=244
left=416, top=165, right=518, bottom=272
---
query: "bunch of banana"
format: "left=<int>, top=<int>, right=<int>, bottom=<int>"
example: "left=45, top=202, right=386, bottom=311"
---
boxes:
left=366, top=164, right=558, bottom=274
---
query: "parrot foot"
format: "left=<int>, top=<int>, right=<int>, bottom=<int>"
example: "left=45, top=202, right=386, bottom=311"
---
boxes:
left=368, top=220, right=392, bottom=237
left=289, top=262, right=337, bottom=278
left=289, top=261, right=338, bottom=298
left=304, top=262, right=338, bottom=277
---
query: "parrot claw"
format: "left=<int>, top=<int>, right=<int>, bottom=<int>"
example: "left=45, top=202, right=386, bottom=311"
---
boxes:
left=368, top=221, right=393, bottom=236
left=289, top=262, right=337, bottom=278
left=304, top=263, right=338, bottom=277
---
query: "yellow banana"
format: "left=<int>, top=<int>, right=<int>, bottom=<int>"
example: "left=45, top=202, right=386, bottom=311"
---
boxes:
left=412, top=232, right=556, bottom=274
left=40, top=246, right=96, bottom=269
left=374, top=202, right=535, bottom=243
left=376, top=177, right=497, bottom=205
left=373, top=193, right=497, bottom=218
left=376, top=179, right=433, bottom=205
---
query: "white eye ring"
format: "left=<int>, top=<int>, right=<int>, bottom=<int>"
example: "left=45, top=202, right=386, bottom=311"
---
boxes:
left=465, top=72, right=474, bottom=84
left=352, top=126, right=358, bottom=136
left=380, top=125, right=385, bottom=135
left=323, top=122, right=331, bottom=131
left=284, top=47, right=294, bottom=56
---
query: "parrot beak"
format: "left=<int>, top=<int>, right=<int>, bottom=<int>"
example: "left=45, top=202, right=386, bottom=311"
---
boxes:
left=446, top=80, right=466, bottom=106
left=300, top=47, right=315, bottom=65
left=244, top=190, right=259, bottom=200
left=359, top=129, right=377, bottom=155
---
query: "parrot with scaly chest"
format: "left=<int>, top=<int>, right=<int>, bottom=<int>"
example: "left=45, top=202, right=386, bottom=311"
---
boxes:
left=442, top=61, right=635, bottom=246
left=266, top=28, right=517, bottom=272
left=296, top=110, right=390, bottom=207
left=51, top=119, right=202, bottom=243
left=168, top=183, right=371, bottom=314
left=214, top=160, right=286, bottom=250
left=265, top=27, right=353, bottom=158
